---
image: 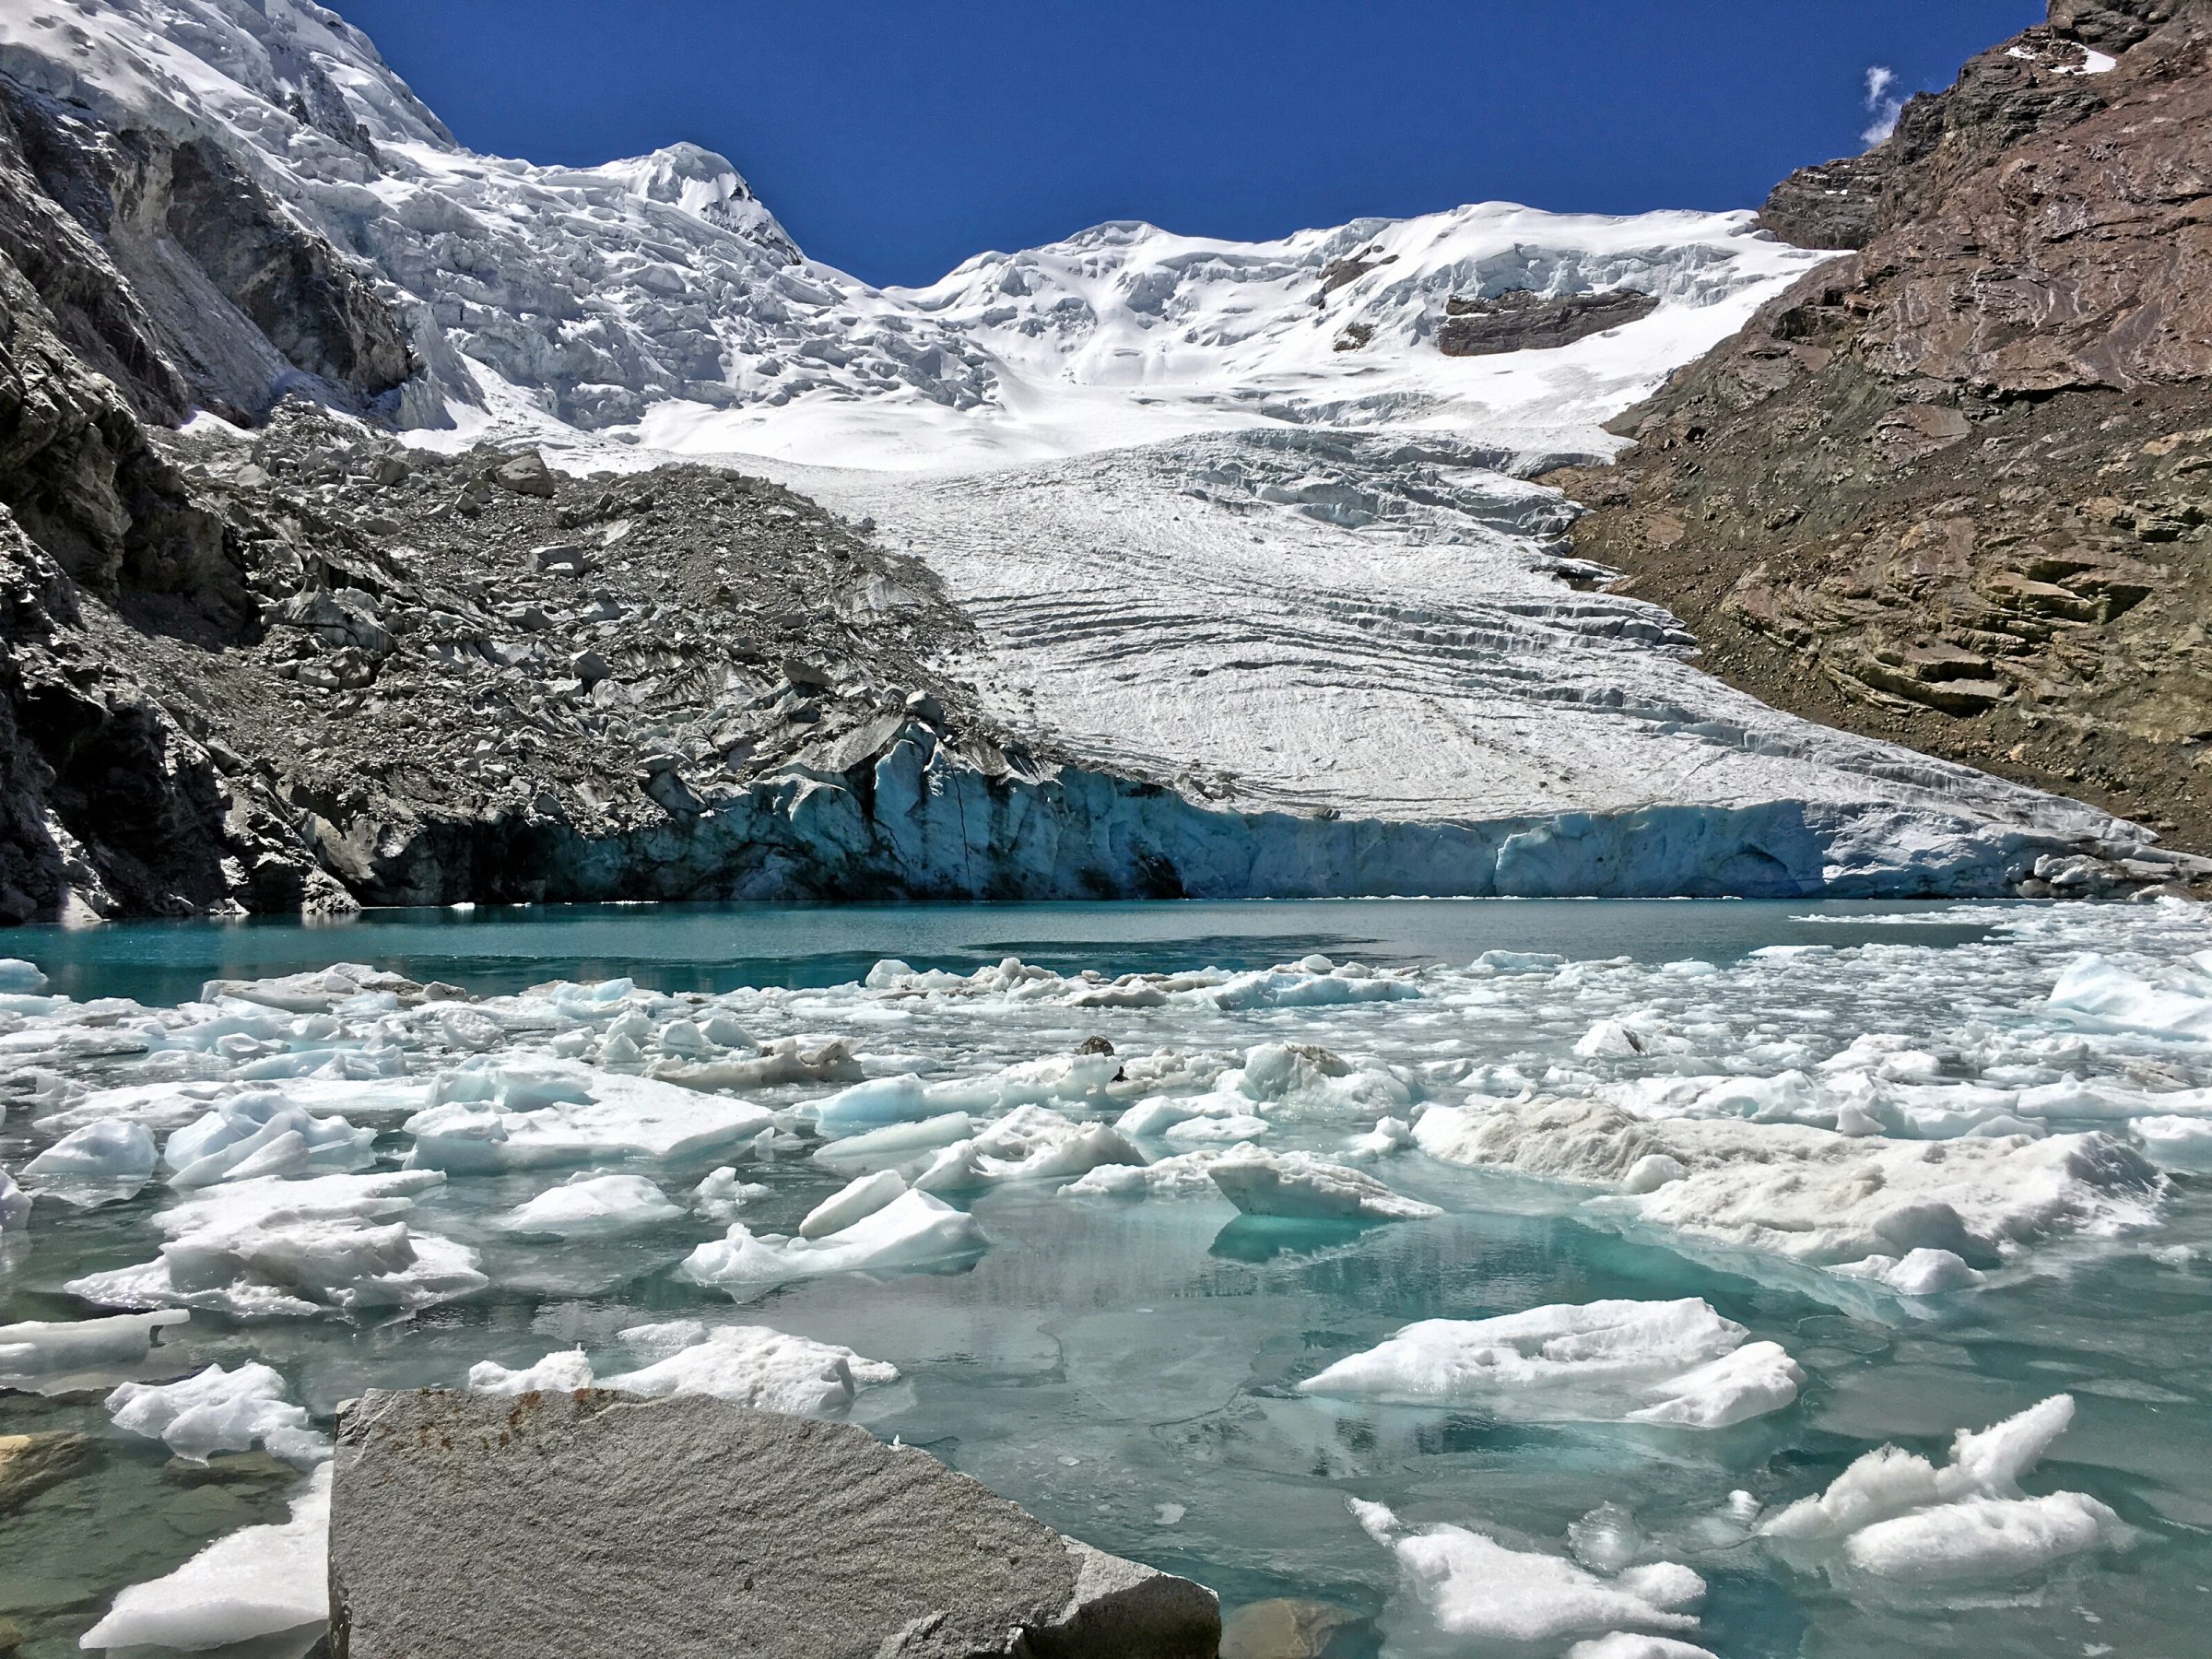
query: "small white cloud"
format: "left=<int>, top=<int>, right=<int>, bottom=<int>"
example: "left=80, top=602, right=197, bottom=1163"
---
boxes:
left=1862, top=64, right=1904, bottom=146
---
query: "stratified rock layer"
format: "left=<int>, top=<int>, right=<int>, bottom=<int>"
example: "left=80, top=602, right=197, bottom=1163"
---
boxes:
left=1562, top=0, right=2212, bottom=859
left=328, top=1388, right=1220, bottom=1659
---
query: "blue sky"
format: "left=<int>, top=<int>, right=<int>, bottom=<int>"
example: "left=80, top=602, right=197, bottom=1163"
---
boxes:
left=341, top=1, right=2040, bottom=288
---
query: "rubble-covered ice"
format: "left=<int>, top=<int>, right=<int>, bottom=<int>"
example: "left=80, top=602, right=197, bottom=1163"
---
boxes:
left=79, top=1466, right=330, bottom=1652
left=1301, top=1300, right=1801, bottom=1428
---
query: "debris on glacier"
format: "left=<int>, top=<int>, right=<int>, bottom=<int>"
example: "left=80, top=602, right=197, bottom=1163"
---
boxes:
left=1759, top=1394, right=2133, bottom=1590
left=106, top=1362, right=328, bottom=1465
left=1301, top=1299, right=1801, bottom=1428
left=79, top=1466, right=330, bottom=1652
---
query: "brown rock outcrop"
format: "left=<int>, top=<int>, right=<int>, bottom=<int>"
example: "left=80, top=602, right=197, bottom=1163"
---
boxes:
left=1557, top=0, right=2212, bottom=852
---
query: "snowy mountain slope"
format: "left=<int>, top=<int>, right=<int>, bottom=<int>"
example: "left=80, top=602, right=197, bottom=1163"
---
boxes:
left=772, top=431, right=2120, bottom=853
left=0, top=0, right=2179, bottom=898
left=0, top=0, right=1821, bottom=464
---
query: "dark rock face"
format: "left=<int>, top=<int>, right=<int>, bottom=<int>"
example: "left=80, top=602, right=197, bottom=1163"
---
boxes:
left=328, top=1389, right=1220, bottom=1659
left=1556, top=0, right=2212, bottom=854
left=1436, top=288, right=1658, bottom=357
left=0, top=78, right=413, bottom=423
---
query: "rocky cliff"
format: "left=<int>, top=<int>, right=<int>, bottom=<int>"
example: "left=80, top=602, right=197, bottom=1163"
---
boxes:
left=1554, top=0, right=2212, bottom=859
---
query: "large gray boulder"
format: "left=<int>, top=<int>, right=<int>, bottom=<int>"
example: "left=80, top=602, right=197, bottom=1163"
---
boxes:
left=329, top=1388, right=1219, bottom=1659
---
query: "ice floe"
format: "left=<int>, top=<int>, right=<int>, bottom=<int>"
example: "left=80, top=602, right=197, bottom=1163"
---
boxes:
left=0, top=1309, right=189, bottom=1377
left=1354, top=1499, right=1706, bottom=1647
left=1207, top=1147, right=1441, bottom=1222
left=79, top=1465, right=330, bottom=1651
left=65, top=1171, right=487, bottom=1319
left=1301, top=1299, right=1801, bottom=1428
left=680, top=1188, right=985, bottom=1291
left=1760, top=1394, right=2132, bottom=1590
left=106, top=1361, right=327, bottom=1465
left=499, top=1171, right=686, bottom=1235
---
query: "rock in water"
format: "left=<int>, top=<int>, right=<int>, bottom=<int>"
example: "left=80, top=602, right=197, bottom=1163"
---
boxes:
left=328, top=1389, right=1219, bottom=1659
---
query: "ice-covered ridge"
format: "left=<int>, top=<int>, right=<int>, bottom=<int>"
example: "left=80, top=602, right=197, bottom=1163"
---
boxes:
left=0, top=0, right=1827, bottom=461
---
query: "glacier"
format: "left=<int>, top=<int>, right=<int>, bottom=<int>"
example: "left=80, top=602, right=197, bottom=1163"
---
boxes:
left=0, top=0, right=2182, bottom=899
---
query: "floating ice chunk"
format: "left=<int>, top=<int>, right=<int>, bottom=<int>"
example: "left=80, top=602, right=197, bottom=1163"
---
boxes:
left=24, top=1120, right=160, bottom=1199
left=921, top=1052, right=1123, bottom=1112
left=1566, top=1636, right=1719, bottom=1659
left=812, top=1074, right=934, bottom=1135
left=0, top=1309, right=189, bottom=1375
left=651, top=1035, right=862, bottom=1092
left=1302, top=1299, right=1800, bottom=1429
left=466, top=1347, right=595, bottom=1394
left=1231, top=1043, right=1410, bottom=1114
left=403, top=1066, right=775, bottom=1170
left=1344, top=1115, right=1414, bottom=1160
left=2047, top=954, right=2212, bottom=1039
left=811, top=1112, right=976, bottom=1167
left=1472, top=950, right=1564, bottom=976
left=1116, top=1096, right=1206, bottom=1137
left=964, top=1105, right=1141, bottom=1182
left=500, top=1172, right=684, bottom=1236
left=0, top=1163, right=28, bottom=1230
left=694, top=1166, right=771, bottom=1218
left=1842, top=1493, right=2126, bottom=1583
left=1355, top=1499, right=1703, bottom=1644
left=1208, top=966, right=1419, bottom=1011
left=598, top=1324, right=898, bottom=1414
left=202, top=963, right=417, bottom=1013
left=801, top=1168, right=908, bottom=1238
left=0, top=957, right=47, bottom=993
left=1832, top=1247, right=1983, bottom=1295
left=165, top=1091, right=377, bottom=1187
left=1061, top=1145, right=1249, bottom=1198
left=1414, top=1099, right=2162, bottom=1275
left=2133, top=1114, right=2212, bottom=1171
left=80, top=1465, right=329, bottom=1650
left=1164, top=1112, right=1271, bottom=1144
left=1208, top=1147, right=1440, bottom=1222
left=106, top=1361, right=327, bottom=1465
left=65, top=1171, right=486, bottom=1320
left=680, top=1188, right=984, bottom=1289
left=1761, top=1394, right=2128, bottom=1586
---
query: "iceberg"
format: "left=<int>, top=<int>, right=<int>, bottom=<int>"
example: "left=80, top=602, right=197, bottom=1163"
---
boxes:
left=1761, top=1394, right=2131, bottom=1587
left=1354, top=1499, right=1705, bottom=1646
left=680, top=1188, right=985, bottom=1290
left=0, top=1309, right=190, bottom=1376
left=106, top=1361, right=327, bottom=1465
left=499, top=1172, right=685, bottom=1236
left=597, top=1323, right=899, bottom=1413
left=1301, top=1299, right=1801, bottom=1428
left=20, top=1119, right=159, bottom=1202
left=80, top=1466, right=330, bottom=1651
left=1207, top=1147, right=1441, bottom=1221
